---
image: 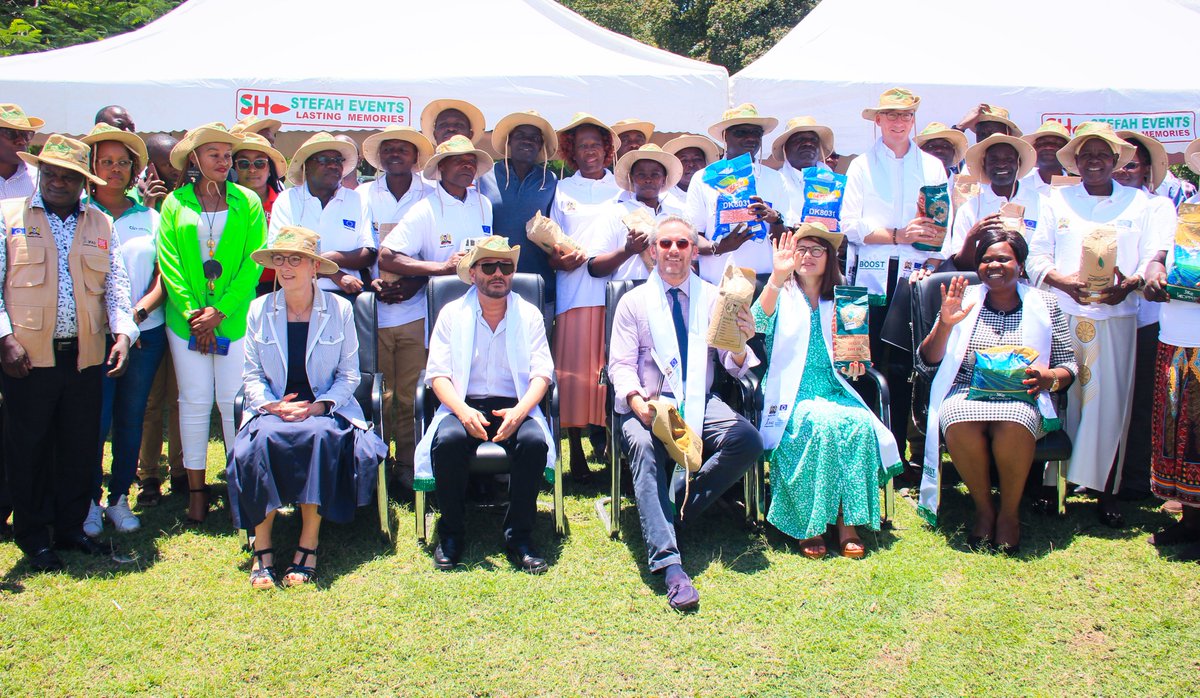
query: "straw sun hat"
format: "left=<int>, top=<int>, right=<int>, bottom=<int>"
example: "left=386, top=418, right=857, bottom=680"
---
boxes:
left=491, top=110, right=558, bottom=163
left=963, top=134, right=1037, bottom=185
left=362, top=126, right=434, bottom=171
left=169, top=122, right=243, bottom=171
left=455, top=235, right=520, bottom=284
left=421, top=134, right=495, bottom=181
left=1056, top=121, right=1135, bottom=174
left=613, top=144, right=683, bottom=193
left=19, top=134, right=106, bottom=186
left=287, top=131, right=360, bottom=185
left=250, top=225, right=338, bottom=275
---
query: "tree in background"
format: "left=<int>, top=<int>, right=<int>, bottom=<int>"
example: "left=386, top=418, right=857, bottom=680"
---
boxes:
left=0, top=0, right=183, bottom=56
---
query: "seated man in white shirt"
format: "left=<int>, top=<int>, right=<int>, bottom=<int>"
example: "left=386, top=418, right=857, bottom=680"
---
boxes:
left=415, top=237, right=555, bottom=574
left=270, top=132, right=374, bottom=296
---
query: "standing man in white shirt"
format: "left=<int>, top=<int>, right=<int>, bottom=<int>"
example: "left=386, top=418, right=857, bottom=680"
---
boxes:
left=611, top=119, right=655, bottom=160
left=419, top=98, right=486, bottom=146
left=0, top=104, right=43, bottom=200
left=1019, top=120, right=1073, bottom=198
left=270, top=133, right=374, bottom=297
left=685, top=103, right=790, bottom=283
left=771, top=116, right=836, bottom=210
left=662, top=135, right=720, bottom=213
left=358, top=126, right=435, bottom=489
left=954, top=104, right=1023, bottom=143
left=842, top=87, right=947, bottom=470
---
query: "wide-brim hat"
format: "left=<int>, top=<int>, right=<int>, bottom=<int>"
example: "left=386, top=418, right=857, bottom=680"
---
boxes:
left=914, top=122, right=968, bottom=164
left=422, top=134, right=495, bottom=181
left=964, top=134, right=1036, bottom=185
left=80, top=123, right=148, bottom=165
left=1056, top=121, right=1135, bottom=174
left=611, top=118, right=655, bottom=142
left=170, top=122, right=244, bottom=171
left=0, top=103, right=44, bottom=132
left=362, top=126, right=434, bottom=171
left=770, top=116, right=835, bottom=162
left=287, top=131, right=359, bottom=185
left=649, top=399, right=702, bottom=473
left=233, top=133, right=288, bottom=178
left=251, top=225, right=339, bottom=275
left=662, top=134, right=721, bottom=165
left=1116, top=130, right=1169, bottom=191
left=614, top=144, right=683, bottom=193
left=456, top=235, right=520, bottom=284
left=556, top=112, right=619, bottom=154
left=862, top=87, right=920, bottom=121
left=230, top=115, right=281, bottom=137
left=1022, top=120, right=1072, bottom=148
left=420, top=99, right=486, bottom=144
left=20, top=134, right=106, bottom=187
left=708, top=103, right=778, bottom=144
left=976, top=105, right=1023, bottom=137
left=793, top=221, right=843, bottom=250
left=1185, top=137, right=1200, bottom=176
left=491, top=110, right=558, bottom=163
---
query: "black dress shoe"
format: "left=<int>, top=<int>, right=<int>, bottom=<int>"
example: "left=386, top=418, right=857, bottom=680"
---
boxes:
left=28, top=547, right=64, bottom=572
left=433, top=536, right=463, bottom=571
left=54, top=535, right=114, bottom=556
left=505, top=541, right=549, bottom=575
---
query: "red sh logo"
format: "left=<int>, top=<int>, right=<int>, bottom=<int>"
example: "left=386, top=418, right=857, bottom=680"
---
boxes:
left=238, top=92, right=291, bottom=117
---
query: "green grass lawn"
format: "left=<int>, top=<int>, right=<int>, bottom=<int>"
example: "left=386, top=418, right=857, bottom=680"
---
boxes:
left=1, top=439, right=1197, bottom=696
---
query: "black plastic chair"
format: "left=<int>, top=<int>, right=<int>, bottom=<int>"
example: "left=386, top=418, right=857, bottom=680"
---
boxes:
left=233, top=291, right=391, bottom=544
left=910, top=272, right=1072, bottom=514
left=412, top=274, right=563, bottom=542
left=596, top=279, right=763, bottom=539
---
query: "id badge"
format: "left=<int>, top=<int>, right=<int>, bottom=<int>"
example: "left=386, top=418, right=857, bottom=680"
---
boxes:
left=461, top=236, right=486, bottom=252
left=762, top=402, right=789, bottom=429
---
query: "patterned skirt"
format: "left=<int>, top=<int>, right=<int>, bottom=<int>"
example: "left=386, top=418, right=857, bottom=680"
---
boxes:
left=1151, top=343, right=1200, bottom=505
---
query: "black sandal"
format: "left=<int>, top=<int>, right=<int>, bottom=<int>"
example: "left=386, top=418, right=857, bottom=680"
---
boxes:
left=1151, top=521, right=1200, bottom=546
left=185, top=486, right=210, bottom=527
left=249, top=548, right=277, bottom=589
left=283, top=546, right=318, bottom=587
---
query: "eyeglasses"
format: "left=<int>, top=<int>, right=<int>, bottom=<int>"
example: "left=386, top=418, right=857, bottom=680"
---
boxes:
left=879, top=111, right=915, bottom=122
left=236, top=158, right=269, bottom=171
left=475, top=260, right=515, bottom=276
left=1120, top=161, right=1144, bottom=171
left=795, top=245, right=826, bottom=258
left=0, top=127, right=32, bottom=144
left=271, top=254, right=306, bottom=268
left=727, top=126, right=764, bottom=139
left=311, top=155, right=345, bottom=167
left=657, top=238, right=691, bottom=250
left=97, top=158, right=133, bottom=170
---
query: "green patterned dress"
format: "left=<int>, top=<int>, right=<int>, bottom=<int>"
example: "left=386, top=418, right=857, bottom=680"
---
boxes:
left=753, top=296, right=903, bottom=540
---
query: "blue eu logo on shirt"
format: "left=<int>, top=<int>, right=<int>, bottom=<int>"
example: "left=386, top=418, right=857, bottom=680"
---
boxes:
left=482, top=225, right=492, bottom=234
left=343, top=219, right=356, bottom=230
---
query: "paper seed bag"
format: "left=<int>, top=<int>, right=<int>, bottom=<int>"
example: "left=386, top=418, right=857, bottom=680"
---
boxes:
left=706, top=263, right=756, bottom=353
left=998, top=202, right=1026, bottom=238
left=526, top=212, right=584, bottom=256
left=1079, top=225, right=1118, bottom=303
left=621, top=208, right=657, bottom=271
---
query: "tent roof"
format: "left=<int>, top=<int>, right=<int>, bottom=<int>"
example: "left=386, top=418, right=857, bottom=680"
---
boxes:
left=732, top=0, right=1200, bottom=153
left=0, top=0, right=728, bottom=135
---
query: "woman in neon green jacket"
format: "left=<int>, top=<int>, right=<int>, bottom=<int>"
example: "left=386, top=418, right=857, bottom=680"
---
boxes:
left=158, top=123, right=265, bottom=525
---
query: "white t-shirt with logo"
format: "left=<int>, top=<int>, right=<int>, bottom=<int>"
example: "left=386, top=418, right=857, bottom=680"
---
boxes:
left=685, top=160, right=791, bottom=283
left=270, top=183, right=374, bottom=292
left=550, top=170, right=621, bottom=315
left=358, top=175, right=433, bottom=328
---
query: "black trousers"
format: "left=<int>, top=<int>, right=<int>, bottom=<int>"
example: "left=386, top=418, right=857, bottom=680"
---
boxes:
left=431, top=397, right=548, bottom=542
left=0, top=407, right=9, bottom=526
left=2, top=346, right=103, bottom=555
left=1121, top=322, right=1159, bottom=497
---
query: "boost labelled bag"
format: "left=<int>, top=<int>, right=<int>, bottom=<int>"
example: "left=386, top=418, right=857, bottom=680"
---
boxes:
left=1166, top=203, right=1200, bottom=302
left=701, top=153, right=767, bottom=242
left=799, top=167, right=847, bottom=232
left=832, top=285, right=871, bottom=370
left=967, top=345, right=1039, bottom=405
left=915, top=184, right=950, bottom=252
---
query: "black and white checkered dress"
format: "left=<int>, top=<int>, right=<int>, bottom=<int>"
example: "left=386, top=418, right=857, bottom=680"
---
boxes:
left=918, top=290, right=1077, bottom=438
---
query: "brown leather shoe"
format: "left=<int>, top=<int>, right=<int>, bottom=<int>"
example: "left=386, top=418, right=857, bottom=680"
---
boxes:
left=136, top=478, right=162, bottom=507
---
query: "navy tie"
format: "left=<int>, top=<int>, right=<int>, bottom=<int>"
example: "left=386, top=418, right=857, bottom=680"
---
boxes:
left=668, top=287, right=688, bottom=375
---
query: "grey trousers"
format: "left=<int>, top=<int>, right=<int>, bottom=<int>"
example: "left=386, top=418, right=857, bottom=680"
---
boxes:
left=619, top=394, right=762, bottom=572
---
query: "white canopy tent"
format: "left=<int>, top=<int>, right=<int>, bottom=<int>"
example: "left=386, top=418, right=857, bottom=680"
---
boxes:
left=733, top=0, right=1200, bottom=154
left=0, top=0, right=728, bottom=137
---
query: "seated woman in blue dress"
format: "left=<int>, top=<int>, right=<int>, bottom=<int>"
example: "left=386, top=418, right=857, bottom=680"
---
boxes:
left=753, top=223, right=903, bottom=559
left=227, top=226, right=386, bottom=588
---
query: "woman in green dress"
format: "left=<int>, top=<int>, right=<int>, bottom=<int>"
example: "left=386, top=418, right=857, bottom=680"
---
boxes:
left=753, top=223, right=903, bottom=558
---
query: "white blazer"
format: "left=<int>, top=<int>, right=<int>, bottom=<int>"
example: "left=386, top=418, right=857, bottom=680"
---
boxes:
left=241, top=288, right=364, bottom=427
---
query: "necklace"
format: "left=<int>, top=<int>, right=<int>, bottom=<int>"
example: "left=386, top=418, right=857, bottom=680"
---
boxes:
left=199, top=181, right=224, bottom=294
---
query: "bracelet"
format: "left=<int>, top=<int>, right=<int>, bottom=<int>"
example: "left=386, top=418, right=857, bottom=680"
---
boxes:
left=767, top=276, right=787, bottom=291
left=891, top=228, right=897, bottom=244
left=1050, top=374, right=1061, bottom=392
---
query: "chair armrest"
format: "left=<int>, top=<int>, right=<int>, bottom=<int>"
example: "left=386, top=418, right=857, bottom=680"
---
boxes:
left=370, top=373, right=384, bottom=427
left=860, top=365, right=891, bottom=429
left=233, top=385, right=247, bottom=430
left=736, top=371, right=763, bottom=420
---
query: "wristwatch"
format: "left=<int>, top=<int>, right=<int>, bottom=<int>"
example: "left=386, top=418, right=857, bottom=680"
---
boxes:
left=134, top=306, right=148, bottom=323
left=1050, top=374, right=1061, bottom=392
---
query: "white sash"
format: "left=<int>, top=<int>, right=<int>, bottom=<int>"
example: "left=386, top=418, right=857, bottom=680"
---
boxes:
left=758, top=285, right=901, bottom=468
left=644, top=270, right=710, bottom=439
left=918, top=283, right=1056, bottom=524
left=413, top=288, right=556, bottom=491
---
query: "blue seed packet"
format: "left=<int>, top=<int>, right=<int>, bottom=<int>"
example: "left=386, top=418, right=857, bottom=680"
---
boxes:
left=702, top=153, right=766, bottom=242
left=967, top=345, right=1039, bottom=405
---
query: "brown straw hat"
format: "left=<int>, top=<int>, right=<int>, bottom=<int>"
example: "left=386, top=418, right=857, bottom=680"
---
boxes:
left=556, top=112, right=619, bottom=153
left=793, top=221, right=844, bottom=250
left=1021, top=120, right=1072, bottom=148
left=250, top=226, right=338, bottom=275
left=456, top=235, right=520, bottom=284
left=770, top=116, right=835, bottom=162
left=80, top=123, right=148, bottom=165
left=170, top=122, right=243, bottom=171
left=614, top=144, right=683, bottom=193
left=662, top=134, right=721, bottom=165
left=232, top=133, right=288, bottom=179
left=963, top=134, right=1037, bottom=185
left=19, top=134, right=106, bottom=186
left=611, top=118, right=655, bottom=141
left=287, top=132, right=359, bottom=185
left=1056, top=121, right=1135, bottom=174
left=362, top=126, right=434, bottom=171
left=1116, top=130, right=1169, bottom=191
left=421, top=134, right=495, bottom=182
left=231, top=115, right=282, bottom=137
left=915, top=122, right=969, bottom=164
left=975, top=105, right=1023, bottom=137
left=420, top=99, right=486, bottom=144
left=491, top=110, right=558, bottom=163
left=861, top=87, right=920, bottom=121
left=0, top=103, right=44, bottom=132
left=708, top=103, right=779, bottom=144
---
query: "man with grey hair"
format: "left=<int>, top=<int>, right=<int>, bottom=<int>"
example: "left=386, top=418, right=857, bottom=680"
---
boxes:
left=607, top=215, right=762, bottom=611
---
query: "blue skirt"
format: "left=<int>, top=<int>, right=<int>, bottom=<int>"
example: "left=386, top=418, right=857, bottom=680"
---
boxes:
left=226, top=413, right=386, bottom=530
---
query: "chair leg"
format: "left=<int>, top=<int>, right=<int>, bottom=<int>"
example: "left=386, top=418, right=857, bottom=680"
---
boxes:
left=553, top=453, right=565, bottom=537
left=1055, top=460, right=1067, bottom=516
left=376, top=459, right=392, bottom=544
left=609, top=437, right=622, bottom=540
left=415, top=490, right=427, bottom=543
left=882, top=477, right=895, bottom=528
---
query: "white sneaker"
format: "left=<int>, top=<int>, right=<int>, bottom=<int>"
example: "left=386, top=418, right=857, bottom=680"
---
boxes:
left=83, top=500, right=104, bottom=537
left=104, top=495, right=141, bottom=533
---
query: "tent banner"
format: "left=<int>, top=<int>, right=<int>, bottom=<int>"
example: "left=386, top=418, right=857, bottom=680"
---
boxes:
left=235, top=88, right=412, bottom=130
left=1041, top=111, right=1197, bottom=144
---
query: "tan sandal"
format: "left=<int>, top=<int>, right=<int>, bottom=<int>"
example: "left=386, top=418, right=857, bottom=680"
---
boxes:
left=799, top=536, right=827, bottom=559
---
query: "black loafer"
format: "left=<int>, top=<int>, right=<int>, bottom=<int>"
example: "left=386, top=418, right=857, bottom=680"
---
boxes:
left=28, top=547, right=64, bottom=572
left=505, top=541, right=549, bottom=575
left=433, top=535, right=463, bottom=571
left=54, top=535, right=114, bottom=556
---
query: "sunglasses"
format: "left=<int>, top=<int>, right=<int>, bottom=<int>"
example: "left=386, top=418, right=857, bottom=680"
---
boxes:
left=236, top=158, right=269, bottom=171
left=311, top=155, right=345, bottom=167
left=657, top=238, right=691, bottom=250
left=475, top=260, right=515, bottom=276
left=0, top=127, right=32, bottom=144
left=271, top=254, right=306, bottom=268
